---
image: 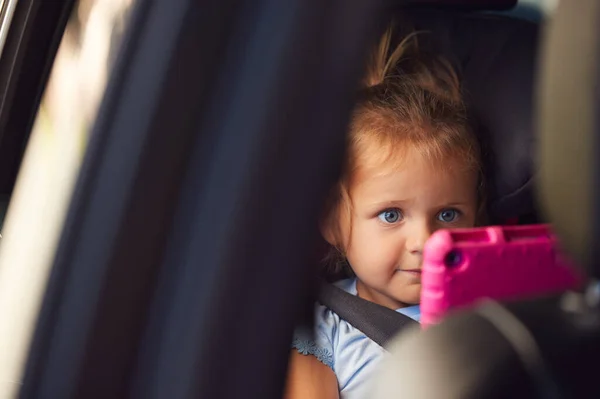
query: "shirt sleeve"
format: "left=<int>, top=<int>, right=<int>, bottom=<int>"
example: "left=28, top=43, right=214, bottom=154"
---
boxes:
left=291, top=304, right=339, bottom=370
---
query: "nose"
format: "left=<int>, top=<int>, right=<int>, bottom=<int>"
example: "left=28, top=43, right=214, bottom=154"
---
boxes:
left=406, top=220, right=433, bottom=255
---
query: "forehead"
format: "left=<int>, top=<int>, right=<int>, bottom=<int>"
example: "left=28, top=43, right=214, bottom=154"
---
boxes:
left=350, top=150, right=477, bottom=207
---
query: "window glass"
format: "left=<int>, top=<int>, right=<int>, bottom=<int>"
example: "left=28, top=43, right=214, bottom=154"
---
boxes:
left=0, top=0, right=19, bottom=60
left=0, top=1, right=134, bottom=395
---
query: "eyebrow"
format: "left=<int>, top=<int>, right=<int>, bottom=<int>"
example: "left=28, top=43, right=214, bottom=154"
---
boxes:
left=443, top=202, right=469, bottom=208
left=368, top=200, right=469, bottom=209
left=368, top=199, right=411, bottom=209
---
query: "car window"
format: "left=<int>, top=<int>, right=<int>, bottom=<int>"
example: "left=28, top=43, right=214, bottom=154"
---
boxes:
left=0, top=0, right=134, bottom=395
left=0, top=0, right=20, bottom=227
left=0, top=0, right=19, bottom=60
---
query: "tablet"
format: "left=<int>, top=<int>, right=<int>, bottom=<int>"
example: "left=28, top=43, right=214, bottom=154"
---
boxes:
left=420, top=224, right=582, bottom=328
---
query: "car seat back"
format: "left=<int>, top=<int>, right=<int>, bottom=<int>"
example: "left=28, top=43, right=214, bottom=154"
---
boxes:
left=390, top=7, right=539, bottom=222
left=313, top=4, right=543, bottom=352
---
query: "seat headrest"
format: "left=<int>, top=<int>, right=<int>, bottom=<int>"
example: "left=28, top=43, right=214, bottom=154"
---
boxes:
left=393, top=10, right=539, bottom=222
left=405, top=0, right=517, bottom=11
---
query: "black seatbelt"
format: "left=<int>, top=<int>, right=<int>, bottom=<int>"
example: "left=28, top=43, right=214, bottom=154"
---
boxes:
left=318, top=283, right=418, bottom=348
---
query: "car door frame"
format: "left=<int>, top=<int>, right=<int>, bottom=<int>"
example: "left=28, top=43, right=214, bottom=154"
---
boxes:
left=19, top=0, right=385, bottom=397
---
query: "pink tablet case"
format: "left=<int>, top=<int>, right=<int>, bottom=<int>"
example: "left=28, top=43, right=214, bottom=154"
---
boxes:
left=420, top=224, right=582, bottom=328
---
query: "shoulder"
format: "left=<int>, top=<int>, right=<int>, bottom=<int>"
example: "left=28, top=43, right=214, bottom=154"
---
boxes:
left=292, top=303, right=341, bottom=370
left=291, top=278, right=357, bottom=368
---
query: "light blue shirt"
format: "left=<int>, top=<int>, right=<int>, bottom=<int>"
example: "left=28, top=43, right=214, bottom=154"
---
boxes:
left=292, top=278, right=420, bottom=399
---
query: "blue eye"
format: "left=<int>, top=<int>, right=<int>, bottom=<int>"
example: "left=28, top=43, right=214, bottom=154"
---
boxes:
left=378, top=209, right=403, bottom=224
left=438, top=209, right=459, bottom=223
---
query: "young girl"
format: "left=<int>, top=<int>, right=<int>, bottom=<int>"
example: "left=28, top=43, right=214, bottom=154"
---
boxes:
left=284, top=26, right=484, bottom=399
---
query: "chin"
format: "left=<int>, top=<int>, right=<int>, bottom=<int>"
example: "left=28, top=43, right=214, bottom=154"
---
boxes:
left=396, top=287, right=421, bottom=306
left=401, top=297, right=420, bottom=306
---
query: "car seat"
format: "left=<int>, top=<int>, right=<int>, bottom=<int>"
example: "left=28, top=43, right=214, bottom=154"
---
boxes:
left=391, top=5, right=539, bottom=223
left=372, top=0, right=600, bottom=397
left=317, top=0, right=542, bottom=342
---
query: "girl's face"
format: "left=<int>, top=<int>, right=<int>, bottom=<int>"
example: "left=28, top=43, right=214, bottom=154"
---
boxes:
left=329, top=149, right=479, bottom=309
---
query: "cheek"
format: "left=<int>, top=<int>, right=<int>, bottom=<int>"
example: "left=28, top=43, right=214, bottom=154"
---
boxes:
left=466, top=202, right=479, bottom=227
left=346, top=221, right=403, bottom=274
left=456, top=211, right=477, bottom=228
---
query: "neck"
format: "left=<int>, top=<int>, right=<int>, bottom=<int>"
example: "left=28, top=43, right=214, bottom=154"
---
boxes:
left=355, top=279, right=409, bottom=310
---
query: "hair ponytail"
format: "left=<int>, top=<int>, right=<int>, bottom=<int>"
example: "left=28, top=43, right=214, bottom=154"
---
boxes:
left=363, top=23, right=463, bottom=106
left=363, top=25, right=421, bottom=88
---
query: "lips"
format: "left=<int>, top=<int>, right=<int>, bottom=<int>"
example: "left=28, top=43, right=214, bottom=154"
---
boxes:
left=397, top=268, right=422, bottom=276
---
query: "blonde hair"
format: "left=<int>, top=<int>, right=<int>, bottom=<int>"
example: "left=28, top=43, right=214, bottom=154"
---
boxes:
left=322, top=26, right=483, bottom=279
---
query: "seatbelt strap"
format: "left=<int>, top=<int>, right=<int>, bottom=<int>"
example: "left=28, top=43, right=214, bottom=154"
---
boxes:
left=318, top=283, right=418, bottom=348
